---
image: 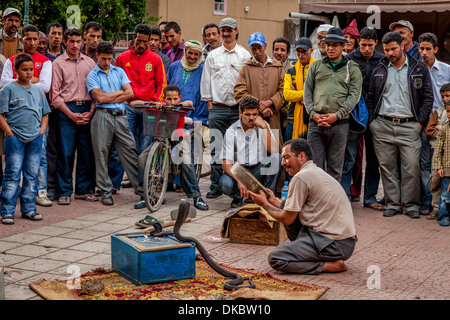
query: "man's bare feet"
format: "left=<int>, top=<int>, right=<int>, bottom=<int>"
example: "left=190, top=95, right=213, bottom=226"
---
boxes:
left=322, top=259, right=348, bottom=273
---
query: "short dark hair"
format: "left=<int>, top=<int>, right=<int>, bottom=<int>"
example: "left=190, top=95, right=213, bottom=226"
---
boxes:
left=272, top=37, right=291, bottom=53
left=164, top=21, right=181, bottom=34
left=158, top=21, right=168, bottom=27
left=202, top=23, right=220, bottom=36
left=239, top=96, right=259, bottom=112
left=382, top=31, right=403, bottom=46
left=359, top=27, right=378, bottom=41
left=283, top=138, right=313, bottom=160
left=96, top=41, right=114, bottom=55
left=440, top=83, right=450, bottom=92
left=21, top=24, right=39, bottom=37
left=149, top=27, right=161, bottom=39
left=134, top=24, right=151, bottom=37
left=46, top=22, right=63, bottom=35
left=14, top=53, right=34, bottom=70
left=63, top=28, right=82, bottom=42
left=164, top=84, right=180, bottom=96
left=418, top=32, right=438, bottom=48
left=84, top=21, right=105, bottom=36
left=446, top=100, right=450, bottom=107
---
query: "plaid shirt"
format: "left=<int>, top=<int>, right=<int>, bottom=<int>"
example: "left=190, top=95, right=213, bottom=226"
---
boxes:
left=432, top=122, right=450, bottom=175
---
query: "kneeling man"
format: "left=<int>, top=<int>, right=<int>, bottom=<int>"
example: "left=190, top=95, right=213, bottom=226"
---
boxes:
left=250, top=138, right=357, bottom=274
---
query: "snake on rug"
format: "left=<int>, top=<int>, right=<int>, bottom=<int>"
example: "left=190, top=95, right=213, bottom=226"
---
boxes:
left=173, top=199, right=256, bottom=291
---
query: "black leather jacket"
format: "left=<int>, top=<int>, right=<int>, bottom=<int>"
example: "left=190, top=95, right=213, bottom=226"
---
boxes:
left=367, top=54, right=434, bottom=127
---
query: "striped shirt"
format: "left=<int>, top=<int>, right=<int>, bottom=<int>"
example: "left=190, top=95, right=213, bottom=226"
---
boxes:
left=221, top=118, right=275, bottom=166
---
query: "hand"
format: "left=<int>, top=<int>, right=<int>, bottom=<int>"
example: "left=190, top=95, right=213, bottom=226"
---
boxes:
left=259, top=100, right=273, bottom=112
left=253, top=116, right=267, bottom=129
left=6, top=131, right=14, bottom=137
left=261, top=108, right=273, bottom=118
left=69, top=112, right=88, bottom=125
left=155, top=102, right=164, bottom=110
left=312, top=113, right=329, bottom=126
left=321, top=113, right=338, bottom=125
left=39, top=128, right=46, bottom=135
left=237, top=181, right=249, bottom=199
left=31, top=77, right=39, bottom=84
left=437, top=169, right=444, bottom=178
left=248, top=190, right=268, bottom=206
left=207, top=101, right=213, bottom=110
left=265, top=188, right=278, bottom=206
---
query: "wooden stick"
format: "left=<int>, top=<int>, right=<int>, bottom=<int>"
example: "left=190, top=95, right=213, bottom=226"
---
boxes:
left=142, top=218, right=192, bottom=232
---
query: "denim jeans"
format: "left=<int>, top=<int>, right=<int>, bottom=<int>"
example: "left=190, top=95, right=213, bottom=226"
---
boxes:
left=37, top=129, right=48, bottom=190
left=219, top=153, right=282, bottom=200
left=285, top=118, right=294, bottom=142
left=420, top=128, right=432, bottom=207
left=208, top=104, right=240, bottom=191
left=109, top=104, right=154, bottom=189
left=437, top=177, right=450, bottom=221
left=0, top=134, right=43, bottom=217
left=363, top=127, right=381, bottom=204
left=56, top=102, right=96, bottom=197
left=341, top=131, right=361, bottom=199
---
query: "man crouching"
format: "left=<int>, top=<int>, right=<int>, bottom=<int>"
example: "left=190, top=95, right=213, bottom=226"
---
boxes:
left=249, top=138, right=357, bottom=274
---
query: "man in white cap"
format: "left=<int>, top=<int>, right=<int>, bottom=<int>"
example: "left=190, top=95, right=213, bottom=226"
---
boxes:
left=0, top=8, right=23, bottom=59
left=389, top=20, right=421, bottom=61
left=311, top=24, right=333, bottom=60
left=200, top=17, right=251, bottom=199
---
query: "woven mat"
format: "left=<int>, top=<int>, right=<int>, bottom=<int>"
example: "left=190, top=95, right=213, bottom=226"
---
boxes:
left=30, top=258, right=328, bottom=300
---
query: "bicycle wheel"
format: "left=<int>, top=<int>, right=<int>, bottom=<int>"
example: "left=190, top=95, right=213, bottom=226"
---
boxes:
left=144, top=140, right=169, bottom=212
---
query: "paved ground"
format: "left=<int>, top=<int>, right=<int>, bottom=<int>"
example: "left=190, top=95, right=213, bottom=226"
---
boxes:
left=0, top=177, right=449, bottom=300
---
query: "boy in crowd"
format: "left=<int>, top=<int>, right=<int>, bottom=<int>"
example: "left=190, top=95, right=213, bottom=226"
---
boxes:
left=431, top=100, right=450, bottom=227
left=426, top=83, right=450, bottom=220
left=0, top=54, right=51, bottom=225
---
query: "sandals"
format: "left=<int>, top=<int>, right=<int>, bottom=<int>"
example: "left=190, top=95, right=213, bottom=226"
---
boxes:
left=74, top=194, right=98, bottom=202
left=57, top=196, right=71, bottom=205
left=194, top=197, right=209, bottom=211
left=426, top=209, right=438, bottom=220
left=420, top=203, right=432, bottom=215
left=135, top=215, right=162, bottom=228
left=22, top=212, right=42, bottom=221
left=364, top=201, right=386, bottom=211
left=1, top=214, right=14, bottom=225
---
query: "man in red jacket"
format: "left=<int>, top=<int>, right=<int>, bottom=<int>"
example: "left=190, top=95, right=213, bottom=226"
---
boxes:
left=114, top=24, right=167, bottom=193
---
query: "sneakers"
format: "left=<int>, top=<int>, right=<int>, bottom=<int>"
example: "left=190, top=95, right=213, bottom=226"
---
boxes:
left=101, top=196, right=114, bottom=206
left=206, top=189, right=222, bottom=199
left=439, top=216, right=450, bottom=227
left=194, top=197, right=209, bottom=211
left=231, top=197, right=244, bottom=208
left=35, top=190, right=53, bottom=207
left=134, top=199, right=146, bottom=209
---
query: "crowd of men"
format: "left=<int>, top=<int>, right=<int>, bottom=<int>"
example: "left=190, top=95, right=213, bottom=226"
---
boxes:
left=1, top=6, right=450, bottom=273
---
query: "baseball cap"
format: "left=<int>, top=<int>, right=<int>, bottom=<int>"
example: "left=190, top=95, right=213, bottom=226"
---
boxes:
left=2, top=7, right=22, bottom=18
left=322, top=27, right=348, bottom=43
left=248, top=32, right=265, bottom=47
left=295, top=37, right=312, bottom=51
left=389, top=20, right=414, bottom=32
left=219, top=18, right=237, bottom=29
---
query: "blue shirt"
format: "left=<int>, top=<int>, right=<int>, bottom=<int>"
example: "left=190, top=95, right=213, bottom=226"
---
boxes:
left=167, top=60, right=208, bottom=125
left=0, top=82, right=51, bottom=143
left=86, top=64, right=131, bottom=112
left=429, top=58, right=450, bottom=114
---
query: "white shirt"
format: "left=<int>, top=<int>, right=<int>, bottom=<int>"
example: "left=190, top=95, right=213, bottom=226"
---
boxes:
left=221, top=118, right=275, bottom=166
left=429, top=58, right=450, bottom=114
left=1, top=57, right=52, bottom=93
left=200, top=43, right=251, bottom=106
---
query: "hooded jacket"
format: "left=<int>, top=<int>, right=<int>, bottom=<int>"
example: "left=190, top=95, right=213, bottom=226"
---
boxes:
left=367, top=54, right=433, bottom=127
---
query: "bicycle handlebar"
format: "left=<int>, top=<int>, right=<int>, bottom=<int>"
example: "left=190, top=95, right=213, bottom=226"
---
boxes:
left=134, top=102, right=194, bottom=112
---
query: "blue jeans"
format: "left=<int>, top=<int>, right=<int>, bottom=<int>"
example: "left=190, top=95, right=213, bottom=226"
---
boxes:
left=285, top=118, right=294, bottom=142
left=0, top=134, right=43, bottom=217
left=56, top=102, right=96, bottom=197
left=438, top=177, right=450, bottom=221
left=37, top=129, right=48, bottom=190
left=220, top=153, right=282, bottom=200
left=109, top=104, right=154, bottom=189
left=341, top=131, right=361, bottom=199
left=420, top=128, right=432, bottom=207
left=363, top=127, right=381, bottom=204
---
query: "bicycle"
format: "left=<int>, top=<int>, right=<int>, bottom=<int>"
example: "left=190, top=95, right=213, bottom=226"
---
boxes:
left=134, top=102, right=200, bottom=212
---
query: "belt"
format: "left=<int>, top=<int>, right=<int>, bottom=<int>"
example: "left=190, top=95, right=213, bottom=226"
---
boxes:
left=68, top=100, right=90, bottom=106
left=381, top=115, right=416, bottom=124
left=97, top=107, right=125, bottom=116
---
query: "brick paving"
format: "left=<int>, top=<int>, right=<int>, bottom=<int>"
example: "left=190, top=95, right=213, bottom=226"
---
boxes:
left=0, top=178, right=449, bottom=300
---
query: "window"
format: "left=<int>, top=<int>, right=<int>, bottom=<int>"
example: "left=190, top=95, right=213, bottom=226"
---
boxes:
left=213, top=0, right=227, bottom=15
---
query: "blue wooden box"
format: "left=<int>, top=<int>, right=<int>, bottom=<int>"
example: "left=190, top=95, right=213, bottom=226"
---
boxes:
left=111, top=232, right=196, bottom=285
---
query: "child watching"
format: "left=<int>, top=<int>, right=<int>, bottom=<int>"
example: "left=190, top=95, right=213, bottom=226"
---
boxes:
left=431, top=99, right=450, bottom=227
left=427, top=83, right=450, bottom=220
left=0, top=53, right=51, bottom=225
left=131, top=84, right=209, bottom=211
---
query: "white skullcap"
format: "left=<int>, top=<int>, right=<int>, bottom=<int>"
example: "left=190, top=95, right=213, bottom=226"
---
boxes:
left=317, top=24, right=334, bottom=33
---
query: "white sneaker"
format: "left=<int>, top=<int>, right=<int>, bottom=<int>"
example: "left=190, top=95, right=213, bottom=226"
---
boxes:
left=35, top=190, right=53, bottom=207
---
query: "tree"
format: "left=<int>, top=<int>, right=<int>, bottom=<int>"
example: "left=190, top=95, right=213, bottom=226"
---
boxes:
left=2, top=0, right=159, bottom=43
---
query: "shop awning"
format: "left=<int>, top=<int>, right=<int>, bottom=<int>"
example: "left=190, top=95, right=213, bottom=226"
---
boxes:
left=299, top=0, right=450, bottom=13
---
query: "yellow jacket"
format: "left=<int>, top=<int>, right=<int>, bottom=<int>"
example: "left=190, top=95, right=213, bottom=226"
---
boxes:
left=283, top=56, right=315, bottom=139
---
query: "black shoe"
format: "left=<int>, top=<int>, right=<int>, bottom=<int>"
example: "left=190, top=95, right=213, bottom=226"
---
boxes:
left=231, top=197, right=244, bottom=208
left=121, top=181, right=132, bottom=188
left=406, top=210, right=420, bottom=219
left=206, top=189, right=222, bottom=199
left=383, top=209, right=401, bottom=217
left=101, top=196, right=114, bottom=206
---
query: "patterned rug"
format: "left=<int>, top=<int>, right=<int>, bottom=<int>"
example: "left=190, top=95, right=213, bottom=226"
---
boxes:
left=30, top=258, right=328, bottom=300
